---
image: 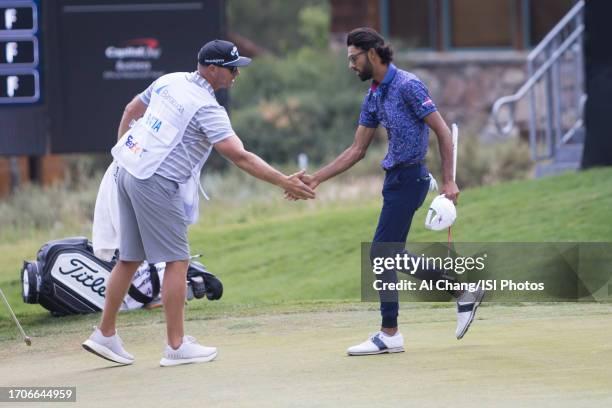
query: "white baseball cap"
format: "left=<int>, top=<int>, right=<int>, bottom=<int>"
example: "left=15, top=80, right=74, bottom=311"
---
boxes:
left=424, top=195, right=457, bottom=231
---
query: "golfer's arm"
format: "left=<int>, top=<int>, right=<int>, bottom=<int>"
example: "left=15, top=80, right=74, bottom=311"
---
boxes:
left=214, top=134, right=288, bottom=187
left=117, top=96, right=148, bottom=140
left=313, top=125, right=376, bottom=184
left=425, top=111, right=453, bottom=183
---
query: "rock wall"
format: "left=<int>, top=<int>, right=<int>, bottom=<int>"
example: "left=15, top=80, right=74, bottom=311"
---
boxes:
left=395, top=51, right=529, bottom=140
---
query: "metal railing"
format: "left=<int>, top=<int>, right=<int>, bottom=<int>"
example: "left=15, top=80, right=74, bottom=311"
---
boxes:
left=492, top=0, right=585, bottom=161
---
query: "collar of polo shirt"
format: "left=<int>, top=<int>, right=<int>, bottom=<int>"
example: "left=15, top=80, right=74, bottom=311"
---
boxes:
left=371, top=63, right=397, bottom=93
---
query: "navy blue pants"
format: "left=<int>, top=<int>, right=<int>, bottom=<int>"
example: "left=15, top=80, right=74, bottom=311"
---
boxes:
left=371, top=163, right=430, bottom=329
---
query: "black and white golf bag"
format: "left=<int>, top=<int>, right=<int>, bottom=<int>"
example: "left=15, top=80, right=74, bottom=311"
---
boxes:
left=20, top=237, right=223, bottom=316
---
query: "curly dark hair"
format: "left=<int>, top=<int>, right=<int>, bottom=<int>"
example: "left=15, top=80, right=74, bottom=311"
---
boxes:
left=346, top=27, right=393, bottom=64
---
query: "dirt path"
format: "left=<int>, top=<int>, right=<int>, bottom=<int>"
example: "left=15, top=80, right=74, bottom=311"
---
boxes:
left=1, top=304, right=611, bottom=407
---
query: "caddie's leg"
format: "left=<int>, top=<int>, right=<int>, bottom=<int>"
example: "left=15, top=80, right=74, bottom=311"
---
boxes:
left=162, top=260, right=189, bottom=349
left=99, top=260, right=142, bottom=336
left=99, top=167, right=148, bottom=336
left=84, top=261, right=139, bottom=364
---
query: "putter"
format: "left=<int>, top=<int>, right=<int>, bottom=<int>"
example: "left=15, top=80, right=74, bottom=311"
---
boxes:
left=448, top=124, right=459, bottom=256
left=0, top=287, right=32, bottom=346
left=451, top=123, right=458, bottom=182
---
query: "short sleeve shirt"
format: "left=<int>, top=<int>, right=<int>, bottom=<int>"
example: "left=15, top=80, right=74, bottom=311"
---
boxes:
left=138, top=72, right=234, bottom=182
left=359, top=64, right=437, bottom=170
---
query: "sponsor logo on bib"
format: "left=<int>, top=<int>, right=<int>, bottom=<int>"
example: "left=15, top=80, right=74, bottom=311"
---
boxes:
left=144, top=112, right=163, bottom=132
left=125, top=134, right=142, bottom=155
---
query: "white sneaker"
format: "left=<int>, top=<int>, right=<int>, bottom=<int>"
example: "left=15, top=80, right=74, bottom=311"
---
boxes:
left=160, top=335, right=217, bottom=367
left=82, top=327, right=134, bottom=365
left=456, top=287, right=485, bottom=339
left=346, top=331, right=405, bottom=356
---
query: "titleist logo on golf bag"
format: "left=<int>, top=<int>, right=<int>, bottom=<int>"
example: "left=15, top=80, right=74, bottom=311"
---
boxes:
left=53, top=254, right=109, bottom=308
left=21, top=237, right=224, bottom=316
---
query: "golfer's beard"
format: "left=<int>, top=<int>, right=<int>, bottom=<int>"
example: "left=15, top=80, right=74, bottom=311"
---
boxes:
left=358, top=61, right=373, bottom=81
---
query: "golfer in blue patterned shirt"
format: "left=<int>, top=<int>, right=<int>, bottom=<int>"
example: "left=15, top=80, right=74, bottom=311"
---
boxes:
left=298, top=27, right=484, bottom=355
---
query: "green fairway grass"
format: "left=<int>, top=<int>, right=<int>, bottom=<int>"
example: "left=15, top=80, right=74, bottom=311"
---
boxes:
left=192, top=166, right=612, bottom=302
left=1, top=168, right=611, bottom=407
left=1, top=167, right=611, bottom=338
left=1, top=304, right=611, bottom=407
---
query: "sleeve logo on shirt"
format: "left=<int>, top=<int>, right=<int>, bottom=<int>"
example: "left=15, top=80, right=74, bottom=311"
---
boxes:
left=422, top=98, right=434, bottom=107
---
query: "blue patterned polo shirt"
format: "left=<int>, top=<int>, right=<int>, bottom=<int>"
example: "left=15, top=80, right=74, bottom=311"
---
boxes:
left=359, top=63, right=437, bottom=170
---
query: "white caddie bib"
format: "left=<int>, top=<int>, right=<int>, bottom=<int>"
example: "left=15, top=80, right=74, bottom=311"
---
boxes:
left=111, top=72, right=215, bottom=179
left=111, top=72, right=219, bottom=224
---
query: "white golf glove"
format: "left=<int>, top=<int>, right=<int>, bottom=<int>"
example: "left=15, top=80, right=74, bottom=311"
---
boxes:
left=428, top=173, right=438, bottom=192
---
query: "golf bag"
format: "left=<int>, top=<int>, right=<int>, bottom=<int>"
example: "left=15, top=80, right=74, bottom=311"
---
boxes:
left=21, top=237, right=223, bottom=316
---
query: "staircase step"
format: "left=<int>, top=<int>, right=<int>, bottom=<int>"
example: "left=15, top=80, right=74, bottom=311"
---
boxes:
left=535, top=161, right=581, bottom=178
left=569, top=127, right=586, bottom=143
left=554, top=143, right=584, bottom=163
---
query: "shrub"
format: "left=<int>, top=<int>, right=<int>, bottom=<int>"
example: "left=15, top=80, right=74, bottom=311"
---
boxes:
left=425, top=129, right=533, bottom=188
left=230, top=47, right=366, bottom=164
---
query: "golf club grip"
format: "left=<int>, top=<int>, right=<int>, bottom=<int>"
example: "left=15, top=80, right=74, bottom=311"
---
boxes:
left=451, top=123, right=458, bottom=182
left=448, top=124, right=459, bottom=250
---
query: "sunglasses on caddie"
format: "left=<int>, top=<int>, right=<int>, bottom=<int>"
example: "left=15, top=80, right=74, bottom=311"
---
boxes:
left=211, top=64, right=238, bottom=75
left=225, top=65, right=238, bottom=75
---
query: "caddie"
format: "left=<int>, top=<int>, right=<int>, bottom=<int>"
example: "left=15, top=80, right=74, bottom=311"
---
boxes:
left=82, top=39, right=315, bottom=367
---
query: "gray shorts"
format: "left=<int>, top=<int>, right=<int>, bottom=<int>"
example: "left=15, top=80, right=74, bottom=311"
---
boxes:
left=117, top=167, right=189, bottom=263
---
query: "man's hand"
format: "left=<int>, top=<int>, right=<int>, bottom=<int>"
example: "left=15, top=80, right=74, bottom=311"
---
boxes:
left=284, top=171, right=319, bottom=201
left=300, top=173, right=320, bottom=189
left=282, top=170, right=316, bottom=200
left=442, top=180, right=460, bottom=204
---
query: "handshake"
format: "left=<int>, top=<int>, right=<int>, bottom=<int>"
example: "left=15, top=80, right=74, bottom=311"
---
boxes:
left=281, top=170, right=320, bottom=201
